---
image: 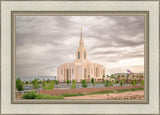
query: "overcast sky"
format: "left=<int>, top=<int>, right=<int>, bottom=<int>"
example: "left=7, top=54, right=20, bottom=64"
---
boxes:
left=16, top=16, right=144, bottom=77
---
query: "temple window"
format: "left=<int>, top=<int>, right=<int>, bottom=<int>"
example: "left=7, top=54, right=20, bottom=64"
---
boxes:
left=78, top=52, right=80, bottom=59
left=61, top=70, right=63, bottom=75
left=67, top=69, right=69, bottom=79
left=84, top=68, right=86, bottom=78
left=84, top=52, right=86, bottom=59
left=96, top=67, right=98, bottom=77
left=72, top=69, right=74, bottom=74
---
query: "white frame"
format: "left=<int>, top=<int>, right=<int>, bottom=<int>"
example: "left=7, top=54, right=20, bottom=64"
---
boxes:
left=1, top=1, right=159, bottom=114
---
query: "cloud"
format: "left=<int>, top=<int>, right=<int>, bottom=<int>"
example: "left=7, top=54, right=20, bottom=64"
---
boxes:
left=16, top=16, right=144, bottom=77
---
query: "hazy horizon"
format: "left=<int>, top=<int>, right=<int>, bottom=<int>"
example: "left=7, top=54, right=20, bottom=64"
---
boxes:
left=16, top=16, right=144, bottom=78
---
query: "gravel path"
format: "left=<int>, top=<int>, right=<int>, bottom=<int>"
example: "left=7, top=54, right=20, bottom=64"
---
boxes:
left=65, top=91, right=144, bottom=100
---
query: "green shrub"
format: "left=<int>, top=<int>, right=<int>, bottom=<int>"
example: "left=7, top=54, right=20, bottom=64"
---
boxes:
left=23, top=92, right=64, bottom=99
left=39, top=80, right=42, bottom=84
left=81, top=79, right=88, bottom=88
left=132, top=81, right=136, bottom=86
left=25, top=81, right=29, bottom=84
left=120, top=79, right=126, bottom=86
left=67, top=80, right=70, bottom=85
left=71, top=80, right=76, bottom=89
left=104, top=80, right=113, bottom=87
left=31, top=79, right=41, bottom=89
left=141, top=80, right=144, bottom=85
left=54, top=80, right=59, bottom=85
left=23, top=92, right=37, bottom=99
left=120, top=80, right=123, bottom=86
left=131, top=80, right=137, bottom=86
left=109, top=81, right=113, bottom=86
left=104, top=82, right=110, bottom=87
left=115, top=80, right=119, bottom=84
left=43, top=81, right=55, bottom=90
left=71, top=85, right=76, bottom=89
left=16, top=78, right=24, bottom=91
left=91, top=78, right=94, bottom=85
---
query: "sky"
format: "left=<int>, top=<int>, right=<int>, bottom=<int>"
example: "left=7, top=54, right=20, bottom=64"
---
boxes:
left=16, top=16, right=144, bottom=77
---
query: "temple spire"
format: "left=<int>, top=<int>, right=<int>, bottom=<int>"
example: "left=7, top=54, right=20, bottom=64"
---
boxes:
left=79, top=27, right=84, bottom=47
left=81, top=27, right=82, bottom=40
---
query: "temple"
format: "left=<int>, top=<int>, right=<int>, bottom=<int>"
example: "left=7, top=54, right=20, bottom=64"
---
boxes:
left=57, top=28, right=105, bottom=82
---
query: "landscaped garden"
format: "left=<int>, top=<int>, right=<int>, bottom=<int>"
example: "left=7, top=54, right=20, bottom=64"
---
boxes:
left=16, top=73, right=144, bottom=100
left=21, top=87, right=144, bottom=100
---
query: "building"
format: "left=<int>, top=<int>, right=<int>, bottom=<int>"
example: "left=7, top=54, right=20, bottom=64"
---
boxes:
left=112, top=73, right=144, bottom=81
left=57, top=28, right=105, bottom=82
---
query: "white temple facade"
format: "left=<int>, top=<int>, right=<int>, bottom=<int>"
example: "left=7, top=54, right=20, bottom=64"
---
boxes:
left=57, top=28, right=105, bottom=82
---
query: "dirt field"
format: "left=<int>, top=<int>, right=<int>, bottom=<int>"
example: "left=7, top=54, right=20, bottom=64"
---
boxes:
left=39, top=85, right=144, bottom=96
left=65, top=91, right=144, bottom=100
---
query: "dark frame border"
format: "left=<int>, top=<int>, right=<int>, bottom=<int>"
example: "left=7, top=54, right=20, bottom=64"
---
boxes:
left=11, top=11, right=149, bottom=104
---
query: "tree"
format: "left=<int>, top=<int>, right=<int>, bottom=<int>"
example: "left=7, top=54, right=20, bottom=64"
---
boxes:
left=104, top=80, right=110, bottom=87
left=132, top=75, right=135, bottom=80
left=102, top=75, right=105, bottom=82
left=122, top=75, right=125, bottom=79
left=141, top=80, right=144, bottom=85
left=131, top=80, right=137, bottom=86
left=117, top=75, right=121, bottom=81
left=31, top=79, right=41, bottom=89
left=53, top=80, right=59, bottom=88
left=106, top=75, right=110, bottom=78
left=71, top=80, right=76, bottom=89
left=54, top=80, right=59, bottom=85
left=115, top=79, right=119, bottom=84
left=39, top=80, right=42, bottom=84
left=67, top=80, right=70, bottom=86
left=91, top=78, right=95, bottom=86
left=136, top=75, right=139, bottom=82
left=109, top=80, right=113, bottom=86
left=25, top=81, right=29, bottom=84
left=140, top=74, right=143, bottom=82
left=46, top=79, right=50, bottom=83
left=120, top=80, right=123, bottom=86
left=43, top=81, right=55, bottom=90
left=16, top=78, right=24, bottom=91
left=22, top=81, right=25, bottom=85
left=126, top=74, right=130, bottom=83
left=136, top=75, right=139, bottom=78
left=81, top=79, right=88, bottom=88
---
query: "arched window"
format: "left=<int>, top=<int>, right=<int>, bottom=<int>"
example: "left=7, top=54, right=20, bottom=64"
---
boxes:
left=72, top=69, right=74, bottom=74
left=84, top=52, right=86, bottom=59
left=61, top=70, right=63, bottom=75
left=78, top=52, right=80, bottom=59
left=67, top=69, right=69, bottom=79
left=84, top=68, right=86, bottom=78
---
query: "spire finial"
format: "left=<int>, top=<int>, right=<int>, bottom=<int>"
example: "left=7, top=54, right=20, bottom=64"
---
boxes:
left=81, top=27, right=82, bottom=40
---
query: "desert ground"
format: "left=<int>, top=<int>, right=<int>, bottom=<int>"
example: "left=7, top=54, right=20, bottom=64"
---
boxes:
left=65, top=90, right=144, bottom=100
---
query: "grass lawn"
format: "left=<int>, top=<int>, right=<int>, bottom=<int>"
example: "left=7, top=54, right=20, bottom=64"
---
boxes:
left=22, top=87, right=144, bottom=99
